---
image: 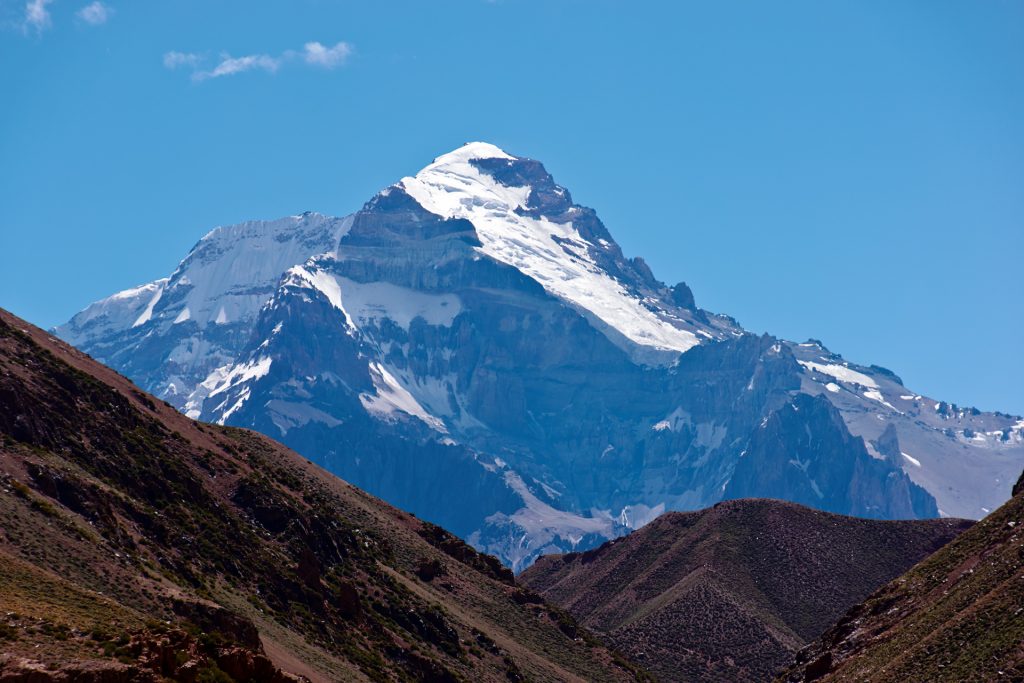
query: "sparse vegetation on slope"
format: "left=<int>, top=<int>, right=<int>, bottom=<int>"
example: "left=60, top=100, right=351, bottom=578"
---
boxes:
left=778, top=469, right=1024, bottom=683
left=521, top=499, right=970, bottom=683
left=0, top=308, right=650, bottom=682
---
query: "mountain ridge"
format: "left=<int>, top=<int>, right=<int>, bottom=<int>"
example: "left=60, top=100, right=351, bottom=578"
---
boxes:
left=54, top=142, right=1024, bottom=569
left=0, top=306, right=648, bottom=681
left=778, top=467, right=1024, bottom=682
left=520, top=498, right=972, bottom=683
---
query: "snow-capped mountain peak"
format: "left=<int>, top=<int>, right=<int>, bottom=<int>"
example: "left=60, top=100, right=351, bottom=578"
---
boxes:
left=57, top=278, right=170, bottom=347
left=426, top=141, right=516, bottom=167
left=55, top=211, right=353, bottom=409
left=55, top=143, right=1024, bottom=570
left=162, top=212, right=353, bottom=330
left=400, top=143, right=705, bottom=359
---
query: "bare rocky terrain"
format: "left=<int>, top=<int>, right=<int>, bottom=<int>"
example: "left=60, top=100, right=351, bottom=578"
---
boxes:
left=779, top=469, right=1024, bottom=682
left=521, top=499, right=971, bottom=682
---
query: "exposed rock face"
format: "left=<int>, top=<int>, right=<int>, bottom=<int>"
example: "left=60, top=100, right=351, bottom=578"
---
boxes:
left=724, top=394, right=936, bottom=519
left=55, top=142, right=1024, bottom=568
left=670, top=281, right=696, bottom=310
left=873, top=422, right=902, bottom=467
left=521, top=499, right=972, bottom=683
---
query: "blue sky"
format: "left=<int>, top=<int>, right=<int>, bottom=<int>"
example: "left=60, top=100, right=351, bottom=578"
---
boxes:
left=1, top=1, right=1022, bottom=413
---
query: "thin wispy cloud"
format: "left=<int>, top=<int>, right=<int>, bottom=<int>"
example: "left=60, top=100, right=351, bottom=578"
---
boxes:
left=194, top=53, right=281, bottom=81
left=163, top=40, right=353, bottom=82
left=163, top=51, right=202, bottom=70
left=23, top=0, right=54, bottom=33
left=76, top=1, right=111, bottom=25
left=303, top=41, right=352, bottom=68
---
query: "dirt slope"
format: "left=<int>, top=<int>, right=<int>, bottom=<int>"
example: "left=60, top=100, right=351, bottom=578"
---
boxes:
left=778, top=470, right=1024, bottom=682
left=521, top=498, right=970, bottom=682
left=0, top=308, right=649, bottom=682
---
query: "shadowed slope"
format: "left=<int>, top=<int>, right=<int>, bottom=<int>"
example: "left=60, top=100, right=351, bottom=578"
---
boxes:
left=521, top=499, right=970, bottom=683
left=779, top=470, right=1024, bottom=682
left=0, top=308, right=649, bottom=682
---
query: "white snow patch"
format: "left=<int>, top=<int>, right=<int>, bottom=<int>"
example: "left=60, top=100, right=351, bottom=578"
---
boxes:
left=488, top=470, right=618, bottom=572
left=163, top=213, right=352, bottom=330
left=539, top=482, right=562, bottom=499
left=651, top=407, right=691, bottom=433
left=400, top=143, right=701, bottom=357
left=187, top=356, right=274, bottom=421
left=863, top=388, right=899, bottom=412
left=286, top=266, right=350, bottom=320
left=334, top=277, right=462, bottom=328
left=208, top=356, right=273, bottom=399
left=173, top=307, right=191, bottom=324
left=266, top=399, right=342, bottom=435
left=825, top=382, right=841, bottom=393
left=55, top=278, right=171, bottom=345
left=694, top=422, right=727, bottom=451
left=183, top=363, right=236, bottom=419
left=901, top=452, right=922, bottom=467
left=789, top=458, right=810, bottom=473
left=283, top=268, right=461, bottom=333
left=131, top=282, right=166, bottom=327
left=799, top=360, right=878, bottom=388
left=219, top=388, right=251, bottom=423
left=359, top=363, right=447, bottom=433
left=617, top=503, right=664, bottom=529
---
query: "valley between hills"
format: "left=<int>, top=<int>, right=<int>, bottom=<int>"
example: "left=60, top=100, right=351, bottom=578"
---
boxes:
left=4, top=144, right=1022, bottom=683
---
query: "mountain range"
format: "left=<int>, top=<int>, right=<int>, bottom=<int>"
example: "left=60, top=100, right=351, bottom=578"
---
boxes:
left=55, top=142, right=1024, bottom=569
left=0, top=307, right=647, bottom=682
left=4, top=307, right=1020, bottom=681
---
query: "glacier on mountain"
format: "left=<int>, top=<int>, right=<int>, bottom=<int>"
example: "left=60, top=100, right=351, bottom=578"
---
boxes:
left=56, top=142, right=1024, bottom=568
left=401, top=143, right=702, bottom=359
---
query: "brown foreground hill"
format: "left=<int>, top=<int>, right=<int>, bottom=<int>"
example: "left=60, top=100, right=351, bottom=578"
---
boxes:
left=779, top=469, right=1024, bottom=682
left=0, top=307, right=649, bottom=682
left=520, top=498, right=971, bottom=683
